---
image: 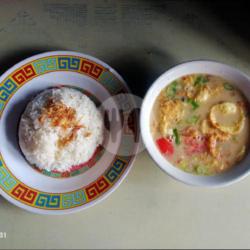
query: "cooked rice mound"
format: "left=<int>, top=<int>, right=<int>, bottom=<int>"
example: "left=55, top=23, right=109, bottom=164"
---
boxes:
left=18, top=87, right=103, bottom=172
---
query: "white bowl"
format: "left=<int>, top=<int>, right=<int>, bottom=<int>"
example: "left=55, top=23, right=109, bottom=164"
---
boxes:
left=140, top=60, right=250, bottom=187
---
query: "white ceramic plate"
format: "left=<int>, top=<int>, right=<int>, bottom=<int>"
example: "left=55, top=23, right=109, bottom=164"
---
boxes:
left=0, top=51, right=139, bottom=214
left=141, top=60, right=250, bottom=187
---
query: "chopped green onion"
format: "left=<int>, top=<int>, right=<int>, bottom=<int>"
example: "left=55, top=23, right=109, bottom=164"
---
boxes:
left=166, top=81, right=181, bottom=98
left=194, top=165, right=213, bottom=176
left=195, top=165, right=205, bottom=175
left=195, top=165, right=210, bottom=175
left=186, top=115, right=200, bottom=124
left=173, top=128, right=180, bottom=145
left=194, top=75, right=209, bottom=86
left=179, top=160, right=187, bottom=169
left=178, top=160, right=191, bottom=172
left=186, top=98, right=199, bottom=110
left=224, top=82, right=234, bottom=91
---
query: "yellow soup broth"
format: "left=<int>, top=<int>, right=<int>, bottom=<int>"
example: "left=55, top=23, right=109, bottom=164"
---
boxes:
left=151, top=74, right=250, bottom=175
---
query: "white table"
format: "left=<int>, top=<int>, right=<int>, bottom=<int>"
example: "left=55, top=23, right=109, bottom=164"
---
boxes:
left=1, top=1, right=250, bottom=249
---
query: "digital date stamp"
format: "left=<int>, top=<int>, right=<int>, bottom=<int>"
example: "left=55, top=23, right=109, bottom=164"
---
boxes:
left=0, top=232, right=7, bottom=239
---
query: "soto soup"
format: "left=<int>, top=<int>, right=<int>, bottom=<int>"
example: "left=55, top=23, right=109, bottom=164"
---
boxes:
left=151, top=74, right=250, bottom=175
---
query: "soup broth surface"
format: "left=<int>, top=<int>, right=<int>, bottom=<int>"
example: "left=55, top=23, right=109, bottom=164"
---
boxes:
left=151, top=74, right=250, bottom=175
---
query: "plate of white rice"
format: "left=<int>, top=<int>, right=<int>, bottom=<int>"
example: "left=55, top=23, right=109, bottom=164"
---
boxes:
left=19, top=87, right=105, bottom=178
left=0, top=51, right=139, bottom=214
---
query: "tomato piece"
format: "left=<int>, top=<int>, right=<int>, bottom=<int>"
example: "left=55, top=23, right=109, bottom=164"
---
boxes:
left=156, top=138, right=174, bottom=155
left=184, top=136, right=208, bottom=155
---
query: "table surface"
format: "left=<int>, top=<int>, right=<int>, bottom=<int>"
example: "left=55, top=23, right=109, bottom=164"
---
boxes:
left=1, top=1, right=250, bottom=249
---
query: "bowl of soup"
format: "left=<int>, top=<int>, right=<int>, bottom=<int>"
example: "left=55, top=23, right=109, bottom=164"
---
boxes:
left=140, top=61, right=250, bottom=187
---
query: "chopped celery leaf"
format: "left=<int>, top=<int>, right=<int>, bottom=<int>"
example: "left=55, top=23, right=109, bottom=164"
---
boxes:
left=194, top=75, right=209, bottom=86
left=173, top=128, right=180, bottom=145
left=186, top=98, right=199, bottom=110
left=186, top=115, right=200, bottom=124
left=166, top=81, right=181, bottom=98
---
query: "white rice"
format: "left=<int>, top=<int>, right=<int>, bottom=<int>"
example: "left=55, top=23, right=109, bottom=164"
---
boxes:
left=18, top=87, right=103, bottom=172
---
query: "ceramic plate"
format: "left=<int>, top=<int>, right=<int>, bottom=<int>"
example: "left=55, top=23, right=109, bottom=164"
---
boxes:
left=0, top=51, right=139, bottom=214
